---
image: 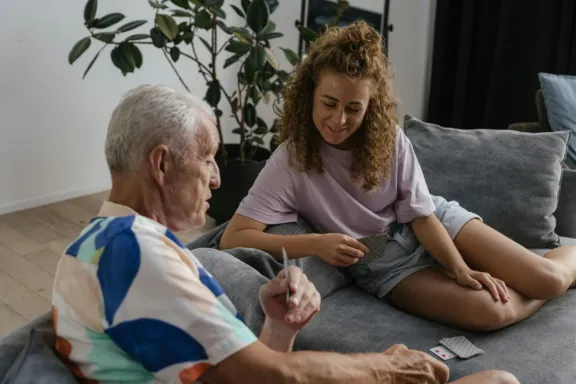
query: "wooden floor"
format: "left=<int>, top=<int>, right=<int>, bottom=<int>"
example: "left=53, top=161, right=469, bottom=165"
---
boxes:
left=0, top=191, right=214, bottom=337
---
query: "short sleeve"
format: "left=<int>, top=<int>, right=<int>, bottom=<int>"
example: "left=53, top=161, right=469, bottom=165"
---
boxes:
left=393, top=128, right=436, bottom=223
left=98, top=224, right=258, bottom=383
left=235, top=147, right=298, bottom=225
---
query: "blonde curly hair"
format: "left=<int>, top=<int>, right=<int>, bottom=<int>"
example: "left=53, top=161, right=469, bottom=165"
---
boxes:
left=277, top=20, right=398, bottom=191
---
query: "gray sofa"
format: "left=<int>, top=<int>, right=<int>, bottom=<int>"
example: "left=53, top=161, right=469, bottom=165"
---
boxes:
left=1, top=117, right=575, bottom=383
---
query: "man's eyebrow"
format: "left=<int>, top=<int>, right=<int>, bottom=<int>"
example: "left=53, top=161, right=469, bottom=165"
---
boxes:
left=321, top=94, right=363, bottom=105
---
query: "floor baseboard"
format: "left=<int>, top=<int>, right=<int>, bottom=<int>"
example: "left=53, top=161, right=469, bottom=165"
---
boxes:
left=0, top=183, right=111, bottom=216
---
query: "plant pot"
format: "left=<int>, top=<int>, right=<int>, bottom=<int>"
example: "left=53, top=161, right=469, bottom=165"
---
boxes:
left=207, top=143, right=271, bottom=225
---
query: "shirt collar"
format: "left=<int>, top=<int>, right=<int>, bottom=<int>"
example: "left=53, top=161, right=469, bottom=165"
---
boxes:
left=97, top=201, right=139, bottom=217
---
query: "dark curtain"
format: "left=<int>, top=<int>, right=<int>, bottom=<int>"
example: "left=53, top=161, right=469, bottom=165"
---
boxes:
left=426, top=0, right=576, bottom=129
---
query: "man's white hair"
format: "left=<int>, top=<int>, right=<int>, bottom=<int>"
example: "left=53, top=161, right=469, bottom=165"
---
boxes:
left=105, top=84, right=215, bottom=172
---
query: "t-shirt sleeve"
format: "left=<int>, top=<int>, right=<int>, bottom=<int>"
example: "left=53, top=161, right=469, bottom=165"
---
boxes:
left=393, top=127, right=436, bottom=223
left=98, top=225, right=258, bottom=383
left=235, top=148, right=298, bottom=225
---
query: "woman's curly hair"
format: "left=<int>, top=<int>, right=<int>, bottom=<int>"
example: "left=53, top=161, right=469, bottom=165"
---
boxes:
left=276, top=20, right=398, bottom=191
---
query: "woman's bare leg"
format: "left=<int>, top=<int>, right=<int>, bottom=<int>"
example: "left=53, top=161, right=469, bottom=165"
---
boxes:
left=451, top=370, right=520, bottom=384
left=388, top=268, right=544, bottom=331
left=454, top=219, right=576, bottom=300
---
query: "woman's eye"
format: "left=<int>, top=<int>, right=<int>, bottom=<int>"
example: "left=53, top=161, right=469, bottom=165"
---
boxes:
left=323, top=102, right=336, bottom=108
left=347, top=108, right=361, bottom=113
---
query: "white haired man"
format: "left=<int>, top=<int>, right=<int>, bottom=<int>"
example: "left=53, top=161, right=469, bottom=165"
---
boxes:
left=50, top=84, right=519, bottom=384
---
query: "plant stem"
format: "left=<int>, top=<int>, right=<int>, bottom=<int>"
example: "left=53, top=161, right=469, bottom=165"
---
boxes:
left=237, top=65, right=247, bottom=163
left=182, top=50, right=211, bottom=81
left=210, top=15, right=227, bottom=165
left=162, top=48, right=191, bottom=92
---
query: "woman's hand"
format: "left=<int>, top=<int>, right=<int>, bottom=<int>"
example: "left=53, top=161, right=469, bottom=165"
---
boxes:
left=455, top=268, right=510, bottom=302
left=314, top=233, right=369, bottom=267
left=259, top=266, right=321, bottom=331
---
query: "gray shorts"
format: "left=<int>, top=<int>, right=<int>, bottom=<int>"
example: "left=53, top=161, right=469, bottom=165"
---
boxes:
left=346, top=195, right=482, bottom=300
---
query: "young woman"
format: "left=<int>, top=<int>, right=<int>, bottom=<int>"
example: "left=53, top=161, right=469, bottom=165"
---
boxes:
left=220, top=20, right=576, bottom=332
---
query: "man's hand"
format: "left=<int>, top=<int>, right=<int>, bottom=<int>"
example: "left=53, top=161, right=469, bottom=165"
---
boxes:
left=314, top=233, right=369, bottom=267
left=259, top=266, right=321, bottom=331
left=382, top=344, right=450, bottom=384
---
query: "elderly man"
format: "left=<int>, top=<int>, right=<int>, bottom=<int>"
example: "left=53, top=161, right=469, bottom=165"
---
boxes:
left=51, top=84, right=519, bottom=384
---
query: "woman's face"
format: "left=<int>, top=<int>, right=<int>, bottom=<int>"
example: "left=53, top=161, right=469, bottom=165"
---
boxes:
left=312, top=69, right=372, bottom=147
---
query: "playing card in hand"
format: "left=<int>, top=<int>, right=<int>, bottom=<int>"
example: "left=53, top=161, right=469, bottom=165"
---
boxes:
left=356, top=235, right=388, bottom=263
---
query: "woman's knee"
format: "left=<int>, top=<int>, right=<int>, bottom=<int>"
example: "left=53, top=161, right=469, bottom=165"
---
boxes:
left=530, top=257, right=570, bottom=299
left=466, top=299, right=517, bottom=331
left=463, top=370, right=520, bottom=384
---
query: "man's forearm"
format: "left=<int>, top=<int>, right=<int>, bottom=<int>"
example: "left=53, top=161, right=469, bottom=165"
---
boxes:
left=259, top=317, right=296, bottom=352
left=221, top=229, right=320, bottom=260
left=410, top=214, right=469, bottom=274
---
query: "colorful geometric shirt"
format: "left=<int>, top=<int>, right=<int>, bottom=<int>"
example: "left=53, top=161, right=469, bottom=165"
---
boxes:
left=51, top=201, right=257, bottom=383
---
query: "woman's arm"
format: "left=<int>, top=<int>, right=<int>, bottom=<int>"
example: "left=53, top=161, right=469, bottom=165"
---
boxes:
left=220, top=214, right=321, bottom=260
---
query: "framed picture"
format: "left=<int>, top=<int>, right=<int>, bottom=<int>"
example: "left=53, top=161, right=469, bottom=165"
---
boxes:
left=297, top=0, right=392, bottom=56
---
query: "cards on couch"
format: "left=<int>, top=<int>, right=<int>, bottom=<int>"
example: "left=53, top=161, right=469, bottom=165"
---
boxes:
left=430, top=336, right=484, bottom=361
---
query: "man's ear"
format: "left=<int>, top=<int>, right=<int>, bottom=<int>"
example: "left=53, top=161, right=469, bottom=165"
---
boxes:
left=148, top=144, right=171, bottom=186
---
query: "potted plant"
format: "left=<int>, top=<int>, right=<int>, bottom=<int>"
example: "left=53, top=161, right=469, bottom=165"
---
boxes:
left=68, top=0, right=347, bottom=224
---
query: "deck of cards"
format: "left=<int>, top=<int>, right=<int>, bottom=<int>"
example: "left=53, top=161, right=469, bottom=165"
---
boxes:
left=430, top=336, right=485, bottom=360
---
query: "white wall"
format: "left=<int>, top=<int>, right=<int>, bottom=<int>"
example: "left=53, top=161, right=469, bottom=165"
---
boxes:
left=0, top=0, right=434, bottom=214
left=0, top=0, right=300, bottom=215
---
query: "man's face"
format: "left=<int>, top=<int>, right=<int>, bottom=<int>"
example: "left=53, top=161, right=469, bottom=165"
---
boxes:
left=164, top=118, right=221, bottom=231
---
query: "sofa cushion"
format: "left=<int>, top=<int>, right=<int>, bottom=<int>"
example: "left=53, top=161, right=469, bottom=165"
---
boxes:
left=538, top=72, right=576, bottom=168
left=1, top=328, right=76, bottom=384
left=404, top=115, right=569, bottom=249
left=556, top=170, right=576, bottom=238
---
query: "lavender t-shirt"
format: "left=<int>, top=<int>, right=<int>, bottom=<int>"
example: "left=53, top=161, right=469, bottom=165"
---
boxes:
left=236, top=126, right=436, bottom=238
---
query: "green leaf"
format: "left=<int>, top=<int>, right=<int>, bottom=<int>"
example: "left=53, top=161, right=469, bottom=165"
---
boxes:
left=269, top=119, right=278, bottom=133
left=150, top=27, right=167, bottom=47
left=231, top=97, right=239, bottom=112
left=170, top=46, right=180, bottom=61
left=252, top=136, right=265, bottom=145
left=126, top=33, right=150, bottom=41
left=205, top=81, right=221, bottom=107
left=258, top=20, right=275, bottom=36
left=280, top=47, right=300, bottom=66
left=172, top=9, right=192, bottom=17
left=117, top=20, right=147, bottom=33
left=228, top=27, right=253, bottom=42
left=198, top=37, right=212, bottom=52
left=265, top=0, right=279, bottom=13
left=194, top=9, right=212, bottom=29
left=231, top=5, right=245, bottom=18
left=182, top=31, right=194, bottom=44
left=93, top=32, right=115, bottom=43
left=170, top=0, right=189, bottom=8
left=259, top=32, right=283, bottom=40
left=248, top=86, right=260, bottom=103
left=247, top=0, right=269, bottom=34
left=156, top=14, right=178, bottom=40
left=241, top=0, right=251, bottom=13
left=68, top=37, right=91, bottom=64
left=148, top=0, right=168, bottom=9
left=129, top=44, right=143, bottom=68
left=82, top=50, right=100, bottom=79
left=244, top=103, right=256, bottom=127
left=223, top=52, right=245, bottom=68
left=255, top=117, right=268, bottom=134
left=111, top=44, right=135, bottom=74
left=210, top=7, right=226, bottom=19
left=216, top=20, right=231, bottom=34
left=93, top=13, right=125, bottom=29
left=249, top=45, right=266, bottom=70
left=244, top=60, right=256, bottom=83
left=225, top=40, right=251, bottom=54
left=84, top=0, right=97, bottom=22
left=264, top=47, right=278, bottom=70
left=297, top=25, right=318, bottom=41
left=232, top=128, right=242, bottom=134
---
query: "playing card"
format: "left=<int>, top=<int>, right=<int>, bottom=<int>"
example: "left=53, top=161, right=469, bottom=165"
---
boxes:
left=440, top=336, right=484, bottom=359
left=430, top=345, right=456, bottom=361
left=356, top=235, right=388, bottom=262
left=282, top=247, right=290, bottom=304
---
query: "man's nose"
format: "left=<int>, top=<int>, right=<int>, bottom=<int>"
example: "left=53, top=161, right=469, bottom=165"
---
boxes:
left=209, top=167, right=221, bottom=189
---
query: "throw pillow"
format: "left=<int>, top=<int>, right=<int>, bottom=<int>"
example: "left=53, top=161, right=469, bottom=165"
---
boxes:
left=555, top=169, right=576, bottom=239
left=404, top=115, right=569, bottom=249
left=538, top=72, right=576, bottom=168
